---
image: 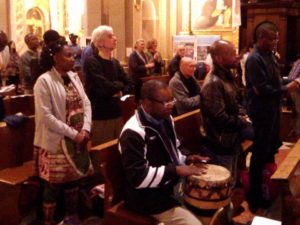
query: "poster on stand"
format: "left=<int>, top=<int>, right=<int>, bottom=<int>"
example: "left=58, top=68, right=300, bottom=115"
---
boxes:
left=172, top=35, right=220, bottom=62
left=195, top=35, right=220, bottom=62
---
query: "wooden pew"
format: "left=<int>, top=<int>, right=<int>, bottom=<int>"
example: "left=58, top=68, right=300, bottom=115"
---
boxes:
left=0, top=115, right=36, bottom=224
left=90, top=109, right=251, bottom=225
left=0, top=115, right=35, bottom=170
left=174, top=109, right=204, bottom=152
left=3, top=94, right=35, bottom=116
left=89, top=109, right=213, bottom=224
left=0, top=161, right=35, bottom=225
left=90, top=140, right=157, bottom=225
left=271, top=139, right=300, bottom=225
left=120, top=95, right=137, bottom=123
left=140, top=74, right=170, bottom=84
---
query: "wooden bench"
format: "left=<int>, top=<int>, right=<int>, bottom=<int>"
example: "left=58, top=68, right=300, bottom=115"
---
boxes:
left=174, top=109, right=204, bottom=153
left=140, top=74, right=170, bottom=84
left=271, top=139, right=300, bottom=225
left=0, top=115, right=35, bottom=170
left=89, top=109, right=234, bottom=224
left=0, top=116, right=36, bottom=224
left=0, top=161, right=36, bottom=225
left=3, top=94, right=35, bottom=116
left=120, top=95, right=137, bottom=123
left=90, top=140, right=157, bottom=225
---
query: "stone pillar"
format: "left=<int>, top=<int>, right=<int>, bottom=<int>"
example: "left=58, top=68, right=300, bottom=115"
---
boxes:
left=109, top=0, right=126, bottom=61
left=83, top=0, right=101, bottom=36
left=0, top=0, right=9, bottom=34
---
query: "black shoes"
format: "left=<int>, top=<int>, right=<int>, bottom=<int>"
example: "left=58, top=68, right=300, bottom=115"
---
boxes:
left=248, top=198, right=271, bottom=213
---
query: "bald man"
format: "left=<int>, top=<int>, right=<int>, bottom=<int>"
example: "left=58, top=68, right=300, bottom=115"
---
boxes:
left=168, top=44, right=185, bottom=77
left=246, top=22, right=300, bottom=212
left=200, top=40, right=253, bottom=193
left=169, top=57, right=200, bottom=115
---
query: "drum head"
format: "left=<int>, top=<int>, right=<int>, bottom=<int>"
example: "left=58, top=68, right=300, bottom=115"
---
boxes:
left=190, top=164, right=231, bottom=182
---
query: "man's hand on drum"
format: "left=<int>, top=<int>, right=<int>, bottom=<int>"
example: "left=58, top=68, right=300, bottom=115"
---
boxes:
left=176, top=164, right=206, bottom=177
left=185, top=154, right=210, bottom=165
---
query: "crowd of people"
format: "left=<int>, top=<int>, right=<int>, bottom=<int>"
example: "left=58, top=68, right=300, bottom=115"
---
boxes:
left=0, top=21, right=299, bottom=225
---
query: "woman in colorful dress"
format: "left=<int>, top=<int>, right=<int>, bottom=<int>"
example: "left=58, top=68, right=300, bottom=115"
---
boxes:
left=34, top=39, right=93, bottom=225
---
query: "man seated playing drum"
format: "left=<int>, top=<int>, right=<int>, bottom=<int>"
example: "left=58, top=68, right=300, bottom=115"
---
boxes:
left=119, top=80, right=209, bottom=225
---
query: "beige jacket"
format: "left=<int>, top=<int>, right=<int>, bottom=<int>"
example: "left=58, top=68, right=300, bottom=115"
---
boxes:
left=34, top=67, right=91, bottom=152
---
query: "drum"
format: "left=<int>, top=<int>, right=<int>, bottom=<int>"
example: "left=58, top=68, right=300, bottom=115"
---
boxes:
left=184, top=164, right=232, bottom=210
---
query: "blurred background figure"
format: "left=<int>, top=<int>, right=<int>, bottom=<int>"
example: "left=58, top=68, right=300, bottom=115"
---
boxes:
left=168, top=44, right=185, bottom=77
left=240, top=42, right=253, bottom=87
left=145, top=38, right=164, bottom=75
left=0, top=30, right=9, bottom=87
left=69, top=33, right=82, bottom=72
left=5, top=41, right=20, bottom=91
left=19, top=33, right=40, bottom=94
left=128, top=38, right=154, bottom=102
left=288, top=58, right=300, bottom=138
left=128, top=38, right=154, bottom=84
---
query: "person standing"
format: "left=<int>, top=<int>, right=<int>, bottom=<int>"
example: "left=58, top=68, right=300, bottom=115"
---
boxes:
left=128, top=38, right=154, bottom=84
left=288, top=58, right=300, bottom=138
left=19, top=33, right=40, bottom=94
left=0, top=30, right=9, bottom=86
left=5, top=41, right=20, bottom=90
left=145, top=38, right=164, bottom=75
left=246, top=21, right=300, bottom=212
left=201, top=40, right=253, bottom=187
left=84, top=25, right=132, bottom=146
left=119, top=80, right=207, bottom=225
left=168, top=44, right=185, bottom=77
left=128, top=38, right=154, bottom=101
left=34, top=39, right=93, bottom=225
left=68, top=33, right=82, bottom=72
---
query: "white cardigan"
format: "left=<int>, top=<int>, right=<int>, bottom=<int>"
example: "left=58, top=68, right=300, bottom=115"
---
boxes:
left=34, top=67, right=91, bottom=153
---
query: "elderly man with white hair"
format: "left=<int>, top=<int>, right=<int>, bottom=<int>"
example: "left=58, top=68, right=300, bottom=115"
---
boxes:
left=84, top=25, right=132, bottom=146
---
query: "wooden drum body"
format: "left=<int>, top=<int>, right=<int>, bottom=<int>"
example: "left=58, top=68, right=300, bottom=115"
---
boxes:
left=184, top=164, right=232, bottom=209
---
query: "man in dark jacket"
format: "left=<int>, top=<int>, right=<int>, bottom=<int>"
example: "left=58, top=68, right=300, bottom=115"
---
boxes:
left=246, top=22, right=300, bottom=212
left=168, top=44, right=185, bottom=77
left=119, top=80, right=207, bottom=225
left=84, top=25, right=132, bottom=145
left=200, top=40, right=253, bottom=187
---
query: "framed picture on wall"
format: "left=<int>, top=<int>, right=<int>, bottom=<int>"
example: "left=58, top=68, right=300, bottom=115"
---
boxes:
left=181, top=0, right=241, bottom=32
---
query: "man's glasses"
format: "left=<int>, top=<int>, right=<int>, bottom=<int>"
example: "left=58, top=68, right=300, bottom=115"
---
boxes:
left=148, top=97, right=176, bottom=108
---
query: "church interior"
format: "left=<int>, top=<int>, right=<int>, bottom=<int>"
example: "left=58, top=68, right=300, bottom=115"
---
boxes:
left=0, top=0, right=300, bottom=225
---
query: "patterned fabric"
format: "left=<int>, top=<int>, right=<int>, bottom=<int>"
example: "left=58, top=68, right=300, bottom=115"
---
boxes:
left=36, top=77, right=93, bottom=183
left=288, top=59, right=300, bottom=80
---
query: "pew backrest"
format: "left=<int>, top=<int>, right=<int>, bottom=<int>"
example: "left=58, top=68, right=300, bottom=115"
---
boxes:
left=120, top=95, right=137, bottom=123
left=3, top=94, right=35, bottom=116
left=0, top=115, right=35, bottom=170
left=140, top=74, right=170, bottom=84
left=90, top=139, right=122, bottom=209
left=174, top=109, right=203, bottom=152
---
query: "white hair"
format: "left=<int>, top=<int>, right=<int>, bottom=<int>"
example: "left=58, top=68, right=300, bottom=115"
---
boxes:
left=91, top=25, right=113, bottom=48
